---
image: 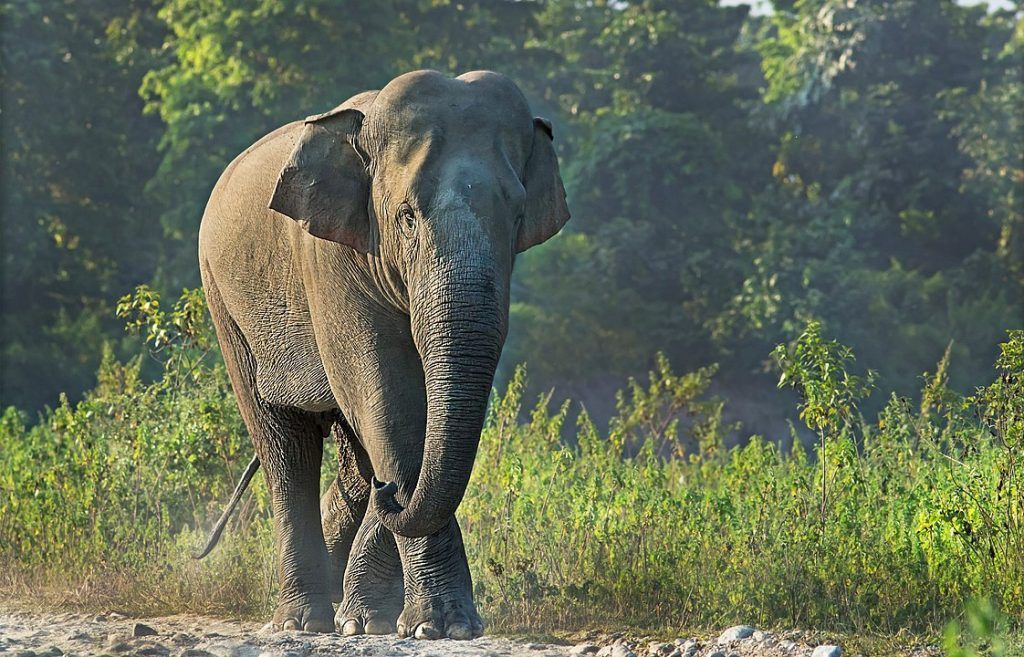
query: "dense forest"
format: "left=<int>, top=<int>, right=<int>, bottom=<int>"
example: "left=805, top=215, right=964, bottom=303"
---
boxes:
left=2, top=0, right=1022, bottom=419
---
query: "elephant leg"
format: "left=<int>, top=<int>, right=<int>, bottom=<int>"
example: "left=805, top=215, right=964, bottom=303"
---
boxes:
left=258, top=408, right=335, bottom=632
left=335, top=513, right=405, bottom=635
left=395, top=516, right=483, bottom=640
left=320, top=415, right=372, bottom=603
left=204, top=275, right=334, bottom=633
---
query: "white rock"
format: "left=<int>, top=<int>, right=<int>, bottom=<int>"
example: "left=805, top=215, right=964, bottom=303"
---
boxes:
left=812, top=646, right=842, bottom=657
left=779, top=640, right=798, bottom=652
left=646, top=642, right=673, bottom=656
left=717, top=626, right=755, bottom=644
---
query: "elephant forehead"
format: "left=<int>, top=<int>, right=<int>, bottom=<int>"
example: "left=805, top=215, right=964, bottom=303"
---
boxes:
left=366, top=71, right=533, bottom=158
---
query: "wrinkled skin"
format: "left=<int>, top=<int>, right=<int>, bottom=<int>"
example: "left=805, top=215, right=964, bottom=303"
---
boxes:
left=198, top=70, right=569, bottom=639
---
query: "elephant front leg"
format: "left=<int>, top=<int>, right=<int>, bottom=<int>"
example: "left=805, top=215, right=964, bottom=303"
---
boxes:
left=395, top=516, right=483, bottom=640
left=336, top=513, right=404, bottom=634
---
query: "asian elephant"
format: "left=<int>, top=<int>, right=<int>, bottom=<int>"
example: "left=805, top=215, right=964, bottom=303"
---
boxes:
left=196, top=70, right=569, bottom=639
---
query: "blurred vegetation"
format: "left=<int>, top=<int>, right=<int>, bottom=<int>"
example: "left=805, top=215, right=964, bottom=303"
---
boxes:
left=1, top=289, right=1023, bottom=650
left=2, top=0, right=1021, bottom=413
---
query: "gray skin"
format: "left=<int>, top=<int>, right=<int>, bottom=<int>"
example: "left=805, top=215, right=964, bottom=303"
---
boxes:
left=198, top=70, right=569, bottom=640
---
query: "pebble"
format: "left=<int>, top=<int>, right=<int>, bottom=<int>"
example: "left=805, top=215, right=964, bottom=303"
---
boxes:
left=646, top=642, right=673, bottom=656
left=134, top=625, right=159, bottom=638
left=717, top=626, right=755, bottom=644
left=570, top=646, right=599, bottom=656
left=707, top=652, right=726, bottom=657
left=812, top=646, right=842, bottom=657
left=596, top=646, right=636, bottom=657
left=779, top=640, right=798, bottom=652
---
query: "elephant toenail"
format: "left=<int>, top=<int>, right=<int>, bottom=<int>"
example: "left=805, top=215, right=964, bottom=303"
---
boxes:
left=282, top=619, right=301, bottom=631
left=446, top=623, right=473, bottom=640
left=339, top=619, right=363, bottom=636
left=414, top=623, right=442, bottom=640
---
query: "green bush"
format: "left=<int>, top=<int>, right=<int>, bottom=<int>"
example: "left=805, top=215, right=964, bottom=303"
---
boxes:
left=1, top=290, right=1021, bottom=646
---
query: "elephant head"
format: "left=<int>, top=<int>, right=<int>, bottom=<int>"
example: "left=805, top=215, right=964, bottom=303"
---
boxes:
left=269, top=70, right=569, bottom=537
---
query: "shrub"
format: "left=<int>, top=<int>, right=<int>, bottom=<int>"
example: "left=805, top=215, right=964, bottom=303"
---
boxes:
left=0, top=293, right=1020, bottom=646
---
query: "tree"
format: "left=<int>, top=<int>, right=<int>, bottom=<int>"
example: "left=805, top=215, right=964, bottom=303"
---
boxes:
left=735, top=0, right=1023, bottom=396
left=1, top=0, right=166, bottom=411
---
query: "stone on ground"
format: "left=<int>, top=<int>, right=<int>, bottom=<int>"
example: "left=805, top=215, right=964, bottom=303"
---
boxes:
left=717, top=626, right=756, bottom=644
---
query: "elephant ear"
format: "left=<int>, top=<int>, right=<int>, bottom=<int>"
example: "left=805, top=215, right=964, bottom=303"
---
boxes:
left=269, top=107, right=373, bottom=253
left=517, top=117, right=570, bottom=253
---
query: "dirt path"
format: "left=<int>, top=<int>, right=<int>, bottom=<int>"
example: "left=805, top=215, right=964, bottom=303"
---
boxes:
left=0, top=610, right=563, bottom=657
left=0, top=609, right=897, bottom=657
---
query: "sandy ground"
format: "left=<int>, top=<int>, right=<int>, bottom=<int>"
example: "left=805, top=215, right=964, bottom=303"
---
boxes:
left=0, top=609, right=921, bottom=657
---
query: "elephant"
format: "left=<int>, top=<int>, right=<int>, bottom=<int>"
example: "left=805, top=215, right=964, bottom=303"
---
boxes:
left=196, top=70, right=569, bottom=639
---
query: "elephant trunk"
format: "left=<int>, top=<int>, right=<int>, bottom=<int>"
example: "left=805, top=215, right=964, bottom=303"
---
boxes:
left=372, top=221, right=507, bottom=538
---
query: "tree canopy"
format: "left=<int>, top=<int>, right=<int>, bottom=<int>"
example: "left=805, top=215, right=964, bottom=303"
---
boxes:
left=2, top=0, right=1021, bottom=418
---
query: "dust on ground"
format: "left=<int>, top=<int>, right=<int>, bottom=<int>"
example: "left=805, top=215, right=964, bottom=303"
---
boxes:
left=0, top=608, right=932, bottom=657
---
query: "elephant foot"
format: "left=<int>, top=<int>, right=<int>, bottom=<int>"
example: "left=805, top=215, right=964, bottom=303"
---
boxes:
left=335, top=605, right=401, bottom=636
left=335, top=564, right=404, bottom=635
left=336, top=512, right=404, bottom=635
left=397, top=590, right=484, bottom=640
left=272, top=593, right=335, bottom=633
left=335, top=579, right=403, bottom=635
left=395, top=516, right=482, bottom=640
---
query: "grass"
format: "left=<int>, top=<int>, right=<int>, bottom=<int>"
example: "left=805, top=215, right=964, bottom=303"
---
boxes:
left=1, top=288, right=1021, bottom=655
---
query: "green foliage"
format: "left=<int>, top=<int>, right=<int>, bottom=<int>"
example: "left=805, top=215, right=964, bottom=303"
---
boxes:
left=3, top=309, right=1022, bottom=643
left=0, top=289, right=267, bottom=613
left=943, top=599, right=1015, bottom=657
left=0, top=0, right=166, bottom=410
left=3, top=0, right=1020, bottom=418
left=116, top=284, right=215, bottom=387
left=736, top=0, right=1023, bottom=398
left=773, top=319, right=876, bottom=436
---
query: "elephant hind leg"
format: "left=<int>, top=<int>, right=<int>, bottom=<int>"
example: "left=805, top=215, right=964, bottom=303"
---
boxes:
left=321, top=415, right=373, bottom=602
left=203, top=269, right=335, bottom=633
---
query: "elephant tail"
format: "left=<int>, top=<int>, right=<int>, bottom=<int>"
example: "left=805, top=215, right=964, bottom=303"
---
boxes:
left=193, top=454, right=261, bottom=559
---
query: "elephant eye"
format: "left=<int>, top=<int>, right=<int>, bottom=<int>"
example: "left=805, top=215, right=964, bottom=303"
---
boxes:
left=397, top=203, right=417, bottom=239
